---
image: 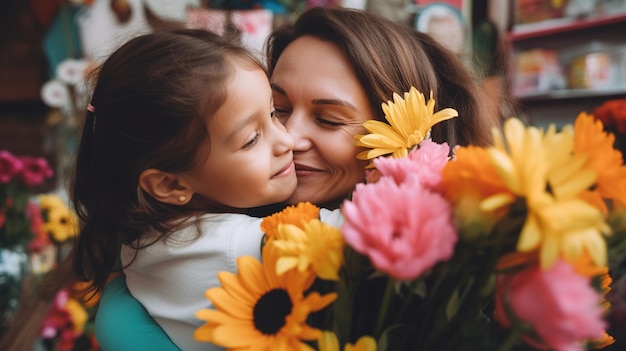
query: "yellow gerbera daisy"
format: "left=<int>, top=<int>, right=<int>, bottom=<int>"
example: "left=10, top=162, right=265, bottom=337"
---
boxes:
left=195, top=245, right=337, bottom=351
left=261, top=202, right=320, bottom=241
left=484, top=118, right=609, bottom=268
left=270, top=219, right=344, bottom=280
left=355, top=87, right=458, bottom=160
left=44, top=205, right=79, bottom=243
left=318, top=331, right=377, bottom=351
left=574, top=112, right=626, bottom=208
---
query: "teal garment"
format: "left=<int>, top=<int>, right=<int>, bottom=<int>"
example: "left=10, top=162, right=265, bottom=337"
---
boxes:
left=96, top=275, right=180, bottom=351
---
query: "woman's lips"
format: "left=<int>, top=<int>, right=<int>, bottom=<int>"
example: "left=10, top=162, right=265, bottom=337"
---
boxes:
left=294, top=163, right=322, bottom=176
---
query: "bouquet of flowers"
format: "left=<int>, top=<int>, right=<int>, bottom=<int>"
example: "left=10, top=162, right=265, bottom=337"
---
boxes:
left=193, top=88, right=626, bottom=351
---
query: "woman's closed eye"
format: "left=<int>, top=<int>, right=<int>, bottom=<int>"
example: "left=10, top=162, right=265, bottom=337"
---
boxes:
left=273, top=107, right=291, bottom=122
left=316, top=115, right=344, bottom=127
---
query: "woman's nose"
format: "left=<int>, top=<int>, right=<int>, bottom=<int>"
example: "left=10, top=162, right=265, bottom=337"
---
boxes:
left=282, top=111, right=312, bottom=152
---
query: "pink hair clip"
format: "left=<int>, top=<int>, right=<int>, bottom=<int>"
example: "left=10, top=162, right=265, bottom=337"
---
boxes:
left=87, top=103, right=96, bottom=113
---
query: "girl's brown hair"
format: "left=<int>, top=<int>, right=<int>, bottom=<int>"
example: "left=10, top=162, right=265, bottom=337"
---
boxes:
left=266, top=7, right=493, bottom=148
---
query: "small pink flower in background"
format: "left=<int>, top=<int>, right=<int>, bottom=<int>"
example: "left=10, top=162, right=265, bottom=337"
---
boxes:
left=0, top=150, right=24, bottom=183
left=373, top=140, right=450, bottom=192
left=19, top=156, right=53, bottom=188
left=341, top=177, right=457, bottom=280
left=26, top=201, right=50, bottom=252
left=41, top=289, right=71, bottom=339
left=494, top=259, right=606, bottom=351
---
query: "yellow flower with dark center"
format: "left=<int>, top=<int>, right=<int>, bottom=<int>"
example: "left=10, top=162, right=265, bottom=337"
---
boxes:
left=355, top=87, right=458, bottom=160
left=195, top=245, right=337, bottom=350
left=261, top=202, right=320, bottom=241
left=38, top=194, right=79, bottom=242
left=271, top=219, right=344, bottom=280
left=44, top=204, right=79, bottom=243
left=318, top=331, right=377, bottom=351
left=484, top=118, right=609, bottom=268
left=574, top=112, right=626, bottom=208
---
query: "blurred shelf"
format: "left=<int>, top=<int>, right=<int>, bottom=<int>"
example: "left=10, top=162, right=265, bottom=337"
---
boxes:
left=508, top=12, right=626, bottom=42
left=515, top=86, right=626, bottom=102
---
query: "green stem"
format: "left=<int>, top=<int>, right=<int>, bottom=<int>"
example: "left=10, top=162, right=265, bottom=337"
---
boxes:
left=496, top=324, right=523, bottom=351
left=373, top=277, right=395, bottom=338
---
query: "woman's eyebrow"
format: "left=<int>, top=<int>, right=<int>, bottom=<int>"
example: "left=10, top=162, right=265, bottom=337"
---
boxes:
left=271, top=83, right=287, bottom=97
left=271, top=82, right=358, bottom=112
left=312, top=99, right=358, bottom=112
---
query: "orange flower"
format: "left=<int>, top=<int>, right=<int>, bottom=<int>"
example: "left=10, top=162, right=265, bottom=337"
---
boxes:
left=260, top=202, right=320, bottom=241
left=442, top=145, right=510, bottom=239
left=574, top=112, right=626, bottom=208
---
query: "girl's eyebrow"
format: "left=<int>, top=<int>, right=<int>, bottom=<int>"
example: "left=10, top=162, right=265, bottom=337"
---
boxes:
left=271, top=83, right=358, bottom=112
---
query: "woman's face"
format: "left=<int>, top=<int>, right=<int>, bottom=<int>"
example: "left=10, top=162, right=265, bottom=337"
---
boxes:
left=271, top=35, right=375, bottom=208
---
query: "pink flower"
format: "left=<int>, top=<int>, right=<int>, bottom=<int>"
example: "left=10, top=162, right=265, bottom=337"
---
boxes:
left=0, top=150, right=24, bottom=183
left=19, top=156, right=53, bottom=188
left=494, top=259, right=606, bottom=351
left=373, top=140, right=450, bottom=192
left=27, top=201, right=50, bottom=252
left=341, top=177, right=457, bottom=280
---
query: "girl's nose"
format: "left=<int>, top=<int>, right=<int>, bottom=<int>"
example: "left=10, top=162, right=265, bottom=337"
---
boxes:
left=273, top=117, right=295, bottom=154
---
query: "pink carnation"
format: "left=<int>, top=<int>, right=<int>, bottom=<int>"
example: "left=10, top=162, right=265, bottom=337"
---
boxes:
left=341, top=177, right=457, bottom=280
left=373, top=140, right=450, bottom=192
left=0, top=150, right=24, bottom=183
left=494, top=259, right=606, bottom=351
left=19, top=156, right=53, bottom=188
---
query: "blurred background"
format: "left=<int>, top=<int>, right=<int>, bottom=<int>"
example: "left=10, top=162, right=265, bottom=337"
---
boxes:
left=1, top=0, right=625, bottom=350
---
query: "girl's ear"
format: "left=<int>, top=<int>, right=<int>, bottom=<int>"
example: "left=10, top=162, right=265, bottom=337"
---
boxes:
left=139, top=169, right=192, bottom=205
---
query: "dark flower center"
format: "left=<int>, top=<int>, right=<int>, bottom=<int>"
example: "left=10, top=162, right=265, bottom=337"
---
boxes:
left=253, top=288, right=293, bottom=335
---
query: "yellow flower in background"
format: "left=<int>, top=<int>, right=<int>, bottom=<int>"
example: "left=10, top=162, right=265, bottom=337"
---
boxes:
left=574, top=112, right=626, bottom=209
left=484, top=118, right=609, bottom=268
left=66, top=298, right=88, bottom=334
left=261, top=202, right=320, bottom=241
left=543, top=124, right=596, bottom=201
left=355, top=87, right=458, bottom=160
left=271, top=219, right=344, bottom=280
left=39, top=194, right=79, bottom=243
left=195, top=245, right=336, bottom=350
left=318, top=331, right=377, bottom=351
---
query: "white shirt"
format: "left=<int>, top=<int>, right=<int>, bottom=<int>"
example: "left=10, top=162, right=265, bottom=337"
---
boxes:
left=122, top=209, right=343, bottom=351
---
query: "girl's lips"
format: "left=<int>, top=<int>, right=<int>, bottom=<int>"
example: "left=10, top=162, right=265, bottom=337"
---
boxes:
left=273, top=161, right=295, bottom=178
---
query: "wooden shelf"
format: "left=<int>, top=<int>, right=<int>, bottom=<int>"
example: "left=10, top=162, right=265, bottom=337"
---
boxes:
left=508, top=12, right=626, bottom=42
left=515, top=86, right=626, bottom=102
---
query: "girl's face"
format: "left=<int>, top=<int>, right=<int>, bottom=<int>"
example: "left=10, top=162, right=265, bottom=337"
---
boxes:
left=271, top=36, right=375, bottom=208
left=184, top=65, right=296, bottom=209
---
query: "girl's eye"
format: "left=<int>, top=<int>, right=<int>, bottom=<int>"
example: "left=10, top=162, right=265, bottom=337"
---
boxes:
left=242, top=132, right=260, bottom=149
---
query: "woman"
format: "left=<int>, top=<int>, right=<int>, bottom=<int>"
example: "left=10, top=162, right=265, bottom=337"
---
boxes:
left=92, top=7, right=493, bottom=350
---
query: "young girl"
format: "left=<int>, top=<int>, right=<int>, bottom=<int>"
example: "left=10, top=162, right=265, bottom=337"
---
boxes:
left=71, top=29, right=342, bottom=351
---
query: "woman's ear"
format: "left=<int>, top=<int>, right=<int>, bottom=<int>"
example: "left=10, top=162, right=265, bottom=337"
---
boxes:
left=139, top=169, right=191, bottom=205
